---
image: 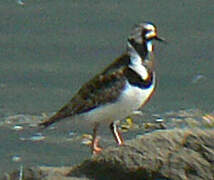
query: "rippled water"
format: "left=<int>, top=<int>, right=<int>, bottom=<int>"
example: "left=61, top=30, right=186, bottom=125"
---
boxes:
left=0, top=0, right=213, bottom=175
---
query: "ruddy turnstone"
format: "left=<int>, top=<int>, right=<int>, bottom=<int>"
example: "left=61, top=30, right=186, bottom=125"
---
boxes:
left=39, top=22, right=164, bottom=154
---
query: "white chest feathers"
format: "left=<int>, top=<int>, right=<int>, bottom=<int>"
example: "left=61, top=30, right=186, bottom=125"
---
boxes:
left=82, top=79, right=155, bottom=124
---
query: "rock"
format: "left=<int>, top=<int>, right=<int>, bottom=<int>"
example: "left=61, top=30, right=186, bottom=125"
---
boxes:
left=2, top=128, right=214, bottom=180
left=1, top=166, right=88, bottom=180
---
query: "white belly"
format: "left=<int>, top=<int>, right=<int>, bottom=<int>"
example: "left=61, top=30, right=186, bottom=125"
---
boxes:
left=82, top=79, right=155, bottom=124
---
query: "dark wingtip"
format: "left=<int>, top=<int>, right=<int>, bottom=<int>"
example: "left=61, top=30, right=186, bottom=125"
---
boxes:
left=38, top=120, right=52, bottom=129
left=38, top=112, right=64, bottom=129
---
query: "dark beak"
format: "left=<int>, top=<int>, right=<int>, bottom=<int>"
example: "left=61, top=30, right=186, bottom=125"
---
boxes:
left=155, top=36, right=167, bottom=43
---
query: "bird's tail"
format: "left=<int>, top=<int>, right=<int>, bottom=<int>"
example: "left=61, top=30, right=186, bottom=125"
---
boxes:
left=39, top=112, right=67, bottom=128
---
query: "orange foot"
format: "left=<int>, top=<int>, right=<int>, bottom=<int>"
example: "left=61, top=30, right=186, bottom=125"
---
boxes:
left=92, top=136, right=103, bottom=155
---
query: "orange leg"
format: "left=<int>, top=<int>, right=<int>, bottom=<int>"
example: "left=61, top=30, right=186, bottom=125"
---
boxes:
left=91, top=123, right=103, bottom=155
left=110, top=122, right=124, bottom=145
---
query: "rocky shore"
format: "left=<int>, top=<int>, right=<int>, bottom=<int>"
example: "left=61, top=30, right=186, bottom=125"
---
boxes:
left=2, top=128, right=214, bottom=180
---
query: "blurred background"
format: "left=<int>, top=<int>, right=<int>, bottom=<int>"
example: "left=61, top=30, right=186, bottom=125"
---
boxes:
left=0, top=0, right=213, bottom=174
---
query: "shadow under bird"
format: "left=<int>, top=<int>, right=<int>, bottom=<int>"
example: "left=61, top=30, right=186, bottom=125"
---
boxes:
left=39, top=22, right=165, bottom=154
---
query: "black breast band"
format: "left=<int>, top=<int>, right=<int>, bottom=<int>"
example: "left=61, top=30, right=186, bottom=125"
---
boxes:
left=125, top=67, right=154, bottom=89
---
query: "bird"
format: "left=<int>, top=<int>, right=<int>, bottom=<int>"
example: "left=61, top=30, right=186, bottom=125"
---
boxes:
left=39, top=22, right=165, bottom=154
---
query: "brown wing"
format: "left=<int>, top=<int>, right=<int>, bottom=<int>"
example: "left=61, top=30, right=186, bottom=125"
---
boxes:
left=39, top=54, right=130, bottom=128
left=66, top=70, right=126, bottom=115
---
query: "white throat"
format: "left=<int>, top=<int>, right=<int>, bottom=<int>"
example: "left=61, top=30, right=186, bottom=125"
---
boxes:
left=147, top=40, right=153, bottom=52
left=127, top=41, right=150, bottom=80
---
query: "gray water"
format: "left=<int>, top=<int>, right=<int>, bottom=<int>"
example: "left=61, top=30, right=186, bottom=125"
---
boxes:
left=0, top=0, right=213, bottom=175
